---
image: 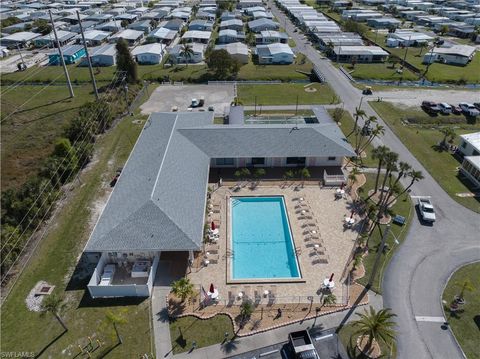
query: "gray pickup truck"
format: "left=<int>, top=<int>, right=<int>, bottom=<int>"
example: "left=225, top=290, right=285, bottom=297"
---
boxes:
left=289, top=330, right=319, bottom=359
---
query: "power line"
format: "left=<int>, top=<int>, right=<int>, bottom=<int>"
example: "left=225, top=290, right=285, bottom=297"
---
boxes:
left=0, top=72, right=64, bottom=124
left=0, top=72, right=124, bottom=255
left=0, top=84, right=123, bottom=272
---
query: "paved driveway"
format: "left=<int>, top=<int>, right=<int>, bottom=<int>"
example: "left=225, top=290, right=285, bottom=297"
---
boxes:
left=269, top=2, right=480, bottom=358
left=140, top=84, right=235, bottom=116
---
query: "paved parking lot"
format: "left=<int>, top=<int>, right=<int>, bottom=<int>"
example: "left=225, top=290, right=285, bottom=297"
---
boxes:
left=227, top=328, right=348, bottom=359
left=140, top=84, right=235, bottom=116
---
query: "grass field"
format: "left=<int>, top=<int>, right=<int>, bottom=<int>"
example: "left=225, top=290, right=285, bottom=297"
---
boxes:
left=169, top=315, right=234, bottom=354
left=331, top=109, right=377, bottom=168
left=238, top=83, right=338, bottom=105
left=0, top=109, right=152, bottom=357
left=442, top=262, right=480, bottom=359
left=355, top=174, right=413, bottom=293
left=365, top=32, right=480, bottom=83
left=1, top=84, right=96, bottom=190
left=343, top=62, right=418, bottom=81
left=2, top=56, right=314, bottom=84
left=369, top=101, right=480, bottom=213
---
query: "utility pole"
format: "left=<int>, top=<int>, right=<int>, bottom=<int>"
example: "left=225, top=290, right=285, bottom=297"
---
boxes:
left=402, top=35, right=411, bottom=68
left=16, top=44, right=26, bottom=70
left=49, top=10, right=74, bottom=98
left=77, top=11, right=98, bottom=99
left=368, top=224, right=391, bottom=288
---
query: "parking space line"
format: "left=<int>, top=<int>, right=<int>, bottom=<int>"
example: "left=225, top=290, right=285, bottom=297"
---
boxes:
left=315, top=334, right=334, bottom=341
left=415, top=316, right=445, bottom=322
left=259, top=349, right=280, bottom=357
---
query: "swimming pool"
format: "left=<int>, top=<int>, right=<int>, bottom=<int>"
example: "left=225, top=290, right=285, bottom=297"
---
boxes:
left=230, top=196, right=301, bottom=280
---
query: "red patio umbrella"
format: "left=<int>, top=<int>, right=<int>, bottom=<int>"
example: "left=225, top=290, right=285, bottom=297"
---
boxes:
left=329, top=273, right=334, bottom=282
left=211, top=221, right=216, bottom=230
left=209, top=283, right=215, bottom=293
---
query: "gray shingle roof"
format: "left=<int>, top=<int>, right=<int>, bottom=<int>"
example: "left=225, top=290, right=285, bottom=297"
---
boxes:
left=85, top=111, right=354, bottom=252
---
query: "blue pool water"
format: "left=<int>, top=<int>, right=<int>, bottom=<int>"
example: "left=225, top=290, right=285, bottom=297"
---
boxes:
left=231, top=196, right=300, bottom=280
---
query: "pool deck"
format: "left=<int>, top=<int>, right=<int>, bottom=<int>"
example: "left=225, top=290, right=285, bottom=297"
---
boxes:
left=187, top=182, right=361, bottom=304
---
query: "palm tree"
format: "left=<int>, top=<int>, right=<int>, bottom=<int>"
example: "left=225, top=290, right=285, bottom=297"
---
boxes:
left=239, top=300, right=254, bottom=327
left=358, top=123, right=385, bottom=157
left=326, top=40, right=335, bottom=57
left=383, top=169, right=423, bottom=210
left=41, top=294, right=68, bottom=332
left=179, top=42, right=194, bottom=67
left=352, top=306, right=396, bottom=355
left=439, top=127, right=456, bottom=150
left=378, top=161, right=411, bottom=211
left=371, top=146, right=389, bottom=195
left=377, top=151, right=399, bottom=205
left=348, top=107, right=366, bottom=137
left=348, top=167, right=360, bottom=190
left=321, top=293, right=337, bottom=309
left=299, top=168, right=311, bottom=187
left=171, top=277, right=195, bottom=303
left=105, top=310, right=127, bottom=344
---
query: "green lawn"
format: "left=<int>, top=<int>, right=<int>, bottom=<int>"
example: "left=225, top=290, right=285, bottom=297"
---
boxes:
left=288, top=37, right=297, bottom=47
left=356, top=174, right=413, bottom=293
left=343, top=62, right=418, bottom=81
left=169, top=315, right=234, bottom=354
left=238, top=83, right=338, bottom=105
left=0, top=109, right=152, bottom=357
left=442, top=262, right=480, bottom=359
left=365, top=32, right=480, bottom=83
left=2, top=56, right=313, bottom=84
left=237, top=55, right=313, bottom=81
left=338, top=321, right=396, bottom=359
left=330, top=109, right=377, bottom=167
left=1, top=84, right=96, bottom=190
left=370, top=101, right=480, bottom=213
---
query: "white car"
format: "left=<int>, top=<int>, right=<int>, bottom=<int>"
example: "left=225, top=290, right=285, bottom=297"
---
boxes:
left=418, top=198, right=436, bottom=222
left=459, top=102, right=480, bottom=117
left=438, top=103, right=452, bottom=114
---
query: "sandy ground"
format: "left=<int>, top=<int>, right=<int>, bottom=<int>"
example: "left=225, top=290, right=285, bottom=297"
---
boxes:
left=374, top=89, right=480, bottom=108
left=140, top=84, right=235, bottom=116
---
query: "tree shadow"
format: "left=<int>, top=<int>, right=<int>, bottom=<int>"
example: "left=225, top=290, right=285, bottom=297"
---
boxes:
left=335, top=286, right=369, bottom=333
left=35, top=329, right=67, bottom=358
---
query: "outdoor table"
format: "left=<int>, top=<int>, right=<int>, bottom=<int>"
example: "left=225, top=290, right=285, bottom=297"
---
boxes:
left=237, top=292, right=243, bottom=299
left=263, top=290, right=270, bottom=296
left=314, top=244, right=320, bottom=249
left=335, top=189, right=345, bottom=198
left=204, top=260, right=210, bottom=266
left=344, top=217, right=355, bottom=225
left=210, top=228, right=219, bottom=235
left=299, top=197, right=304, bottom=201
left=208, top=289, right=219, bottom=299
left=311, top=230, right=317, bottom=234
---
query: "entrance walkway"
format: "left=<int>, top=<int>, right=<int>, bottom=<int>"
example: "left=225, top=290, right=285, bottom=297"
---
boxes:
left=152, top=253, right=189, bottom=359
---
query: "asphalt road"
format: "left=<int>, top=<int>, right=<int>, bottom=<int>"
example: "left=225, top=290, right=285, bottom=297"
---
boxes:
left=269, top=2, right=480, bottom=358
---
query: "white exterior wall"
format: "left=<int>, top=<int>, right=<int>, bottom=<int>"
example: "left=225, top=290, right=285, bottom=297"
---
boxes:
left=458, top=138, right=480, bottom=156
left=137, top=53, right=162, bottom=64
left=87, top=252, right=159, bottom=298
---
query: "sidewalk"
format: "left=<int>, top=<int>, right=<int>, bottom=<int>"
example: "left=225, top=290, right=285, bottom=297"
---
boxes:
left=162, top=290, right=382, bottom=359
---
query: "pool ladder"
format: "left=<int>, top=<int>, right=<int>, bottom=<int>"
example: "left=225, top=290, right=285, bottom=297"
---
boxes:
left=226, top=249, right=234, bottom=258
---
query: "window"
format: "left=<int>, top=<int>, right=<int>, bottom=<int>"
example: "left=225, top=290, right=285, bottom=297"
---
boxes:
left=286, top=157, right=306, bottom=165
left=328, top=156, right=336, bottom=161
left=251, top=157, right=265, bottom=165
left=461, top=141, right=467, bottom=148
left=473, top=150, right=479, bottom=156
left=215, top=158, right=234, bottom=166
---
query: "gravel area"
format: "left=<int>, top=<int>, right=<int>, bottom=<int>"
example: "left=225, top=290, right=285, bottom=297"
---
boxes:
left=140, top=84, right=235, bottom=116
left=374, top=89, right=480, bottom=108
left=25, top=281, right=52, bottom=312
